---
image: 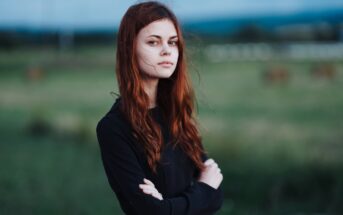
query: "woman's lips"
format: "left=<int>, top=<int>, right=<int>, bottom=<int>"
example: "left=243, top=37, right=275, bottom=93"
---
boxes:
left=158, top=61, right=173, bottom=68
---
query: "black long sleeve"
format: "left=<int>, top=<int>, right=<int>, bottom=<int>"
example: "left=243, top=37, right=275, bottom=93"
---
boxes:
left=96, top=99, right=224, bottom=215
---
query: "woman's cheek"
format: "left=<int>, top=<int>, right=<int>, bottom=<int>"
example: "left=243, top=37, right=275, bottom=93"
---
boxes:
left=141, top=47, right=159, bottom=62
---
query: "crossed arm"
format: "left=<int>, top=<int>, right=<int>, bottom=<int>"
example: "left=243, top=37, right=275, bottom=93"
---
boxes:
left=139, top=158, right=223, bottom=201
left=97, top=117, right=224, bottom=215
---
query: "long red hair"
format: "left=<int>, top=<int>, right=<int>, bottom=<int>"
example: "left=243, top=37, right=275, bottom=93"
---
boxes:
left=116, top=1, right=206, bottom=174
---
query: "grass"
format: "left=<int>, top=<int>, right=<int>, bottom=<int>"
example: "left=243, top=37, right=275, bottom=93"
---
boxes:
left=0, top=44, right=343, bottom=214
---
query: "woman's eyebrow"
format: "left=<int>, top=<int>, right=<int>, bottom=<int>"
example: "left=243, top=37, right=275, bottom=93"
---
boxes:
left=147, top=35, right=178, bottom=39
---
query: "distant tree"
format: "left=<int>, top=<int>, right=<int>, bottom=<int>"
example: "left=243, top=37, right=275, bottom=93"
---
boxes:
left=231, top=24, right=273, bottom=42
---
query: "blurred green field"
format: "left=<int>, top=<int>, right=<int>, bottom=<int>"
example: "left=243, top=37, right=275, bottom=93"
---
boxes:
left=0, top=45, right=343, bottom=215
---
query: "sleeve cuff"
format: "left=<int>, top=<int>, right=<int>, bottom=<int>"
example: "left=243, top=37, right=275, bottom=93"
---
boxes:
left=194, top=181, right=218, bottom=195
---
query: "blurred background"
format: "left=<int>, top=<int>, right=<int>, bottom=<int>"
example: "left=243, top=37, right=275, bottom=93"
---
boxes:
left=1, top=0, right=343, bottom=214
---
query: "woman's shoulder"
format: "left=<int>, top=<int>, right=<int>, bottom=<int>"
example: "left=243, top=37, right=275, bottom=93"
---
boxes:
left=96, top=97, right=131, bottom=137
left=96, top=98, right=146, bottom=158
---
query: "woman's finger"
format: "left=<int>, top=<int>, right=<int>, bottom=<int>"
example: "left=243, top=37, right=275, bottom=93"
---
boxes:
left=140, top=179, right=163, bottom=200
left=152, top=192, right=163, bottom=200
left=139, top=185, right=163, bottom=200
left=139, top=184, right=155, bottom=190
left=211, top=162, right=218, bottom=168
left=141, top=187, right=161, bottom=199
left=204, top=159, right=214, bottom=166
left=142, top=188, right=156, bottom=194
left=143, top=178, right=155, bottom=187
left=139, top=184, right=160, bottom=194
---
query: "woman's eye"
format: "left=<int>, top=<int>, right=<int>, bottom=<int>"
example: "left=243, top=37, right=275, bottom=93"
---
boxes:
left=147, top=41, right=158, bottom=46
left=169, top=41, right=178, bottom=46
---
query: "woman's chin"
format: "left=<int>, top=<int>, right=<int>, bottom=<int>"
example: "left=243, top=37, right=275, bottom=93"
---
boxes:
left=156, top=70, right=175, bottom=79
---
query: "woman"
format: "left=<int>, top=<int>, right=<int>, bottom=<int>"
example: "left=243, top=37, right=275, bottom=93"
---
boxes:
left=96, top=1, right=224, bottom=214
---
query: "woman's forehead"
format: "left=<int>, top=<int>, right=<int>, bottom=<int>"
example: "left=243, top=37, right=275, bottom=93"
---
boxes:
left=139, top=19, right=178, bottom=38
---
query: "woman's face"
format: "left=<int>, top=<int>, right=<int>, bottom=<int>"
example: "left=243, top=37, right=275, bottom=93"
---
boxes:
left=135, top=19, right=179, bottom=79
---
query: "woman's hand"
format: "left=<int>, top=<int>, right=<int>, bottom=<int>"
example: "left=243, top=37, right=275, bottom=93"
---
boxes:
left=139, top=178, right=163, bottom=200
left=197, top=158, right=223, bottom=189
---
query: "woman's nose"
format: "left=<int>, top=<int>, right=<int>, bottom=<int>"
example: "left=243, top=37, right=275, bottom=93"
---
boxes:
left=161, top=42, right=171, bottom=56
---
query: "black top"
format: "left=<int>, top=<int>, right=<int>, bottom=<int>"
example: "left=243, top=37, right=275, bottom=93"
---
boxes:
left=96, top=98, right=224, bottom=215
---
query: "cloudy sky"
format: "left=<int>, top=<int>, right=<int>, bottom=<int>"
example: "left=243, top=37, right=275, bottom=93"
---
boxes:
left=0, top=0, right=342, bottom=29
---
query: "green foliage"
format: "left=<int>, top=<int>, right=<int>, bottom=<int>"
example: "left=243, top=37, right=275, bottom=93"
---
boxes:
left=0, top=45, right=342, bottom=214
